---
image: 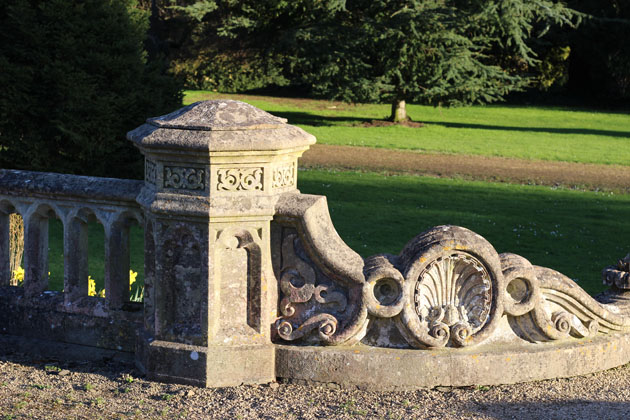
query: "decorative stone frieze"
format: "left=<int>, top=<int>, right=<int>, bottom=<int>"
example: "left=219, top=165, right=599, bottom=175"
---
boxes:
left=272, top=163, right=296, bottom=189
left=145, top=159, right=157, bottom=185
left=216, top=167, right=263, bottom=192
left=163, top=166, right=205, bottom=190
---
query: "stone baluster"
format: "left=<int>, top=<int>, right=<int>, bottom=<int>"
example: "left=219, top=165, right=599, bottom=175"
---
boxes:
left=0, top=211, right=10, bottom=286
left=104, top=220, right=131, bottom=309
left=23, top=209, right=50, bottom=297
left=63, top=214, right=89, bottom=302
left=128, top=100, right=315, bottom=387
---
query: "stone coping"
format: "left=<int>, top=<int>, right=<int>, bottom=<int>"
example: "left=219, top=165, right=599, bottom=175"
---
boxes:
left=0, top=169, right=142, bottom=203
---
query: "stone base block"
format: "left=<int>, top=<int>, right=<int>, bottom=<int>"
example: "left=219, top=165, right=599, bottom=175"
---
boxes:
left=276, top=333, right=630, bottom=390
left=137, top=334, right=275, bottom=387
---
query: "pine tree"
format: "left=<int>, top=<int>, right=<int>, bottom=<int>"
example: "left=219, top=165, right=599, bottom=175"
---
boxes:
left=0, top=0, right=182, bottom=178
left=174, top=0, right=579, bottom=122
left=288, top=0, right=579, bottom=121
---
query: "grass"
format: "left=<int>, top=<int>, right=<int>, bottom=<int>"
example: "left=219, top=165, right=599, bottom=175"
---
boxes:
left=297, top=169, right=629, bottom=295
left=45, top=222, right=144, bottom=295
left=184, top=90, right=630, bottom=166
left=37, top=169, right=630, bottom=296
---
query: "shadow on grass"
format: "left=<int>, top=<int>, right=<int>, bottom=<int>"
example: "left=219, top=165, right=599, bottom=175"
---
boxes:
left=271, top=111, right=373, bottom=126
left=421, top=120, right=630, bottom=138
left=299, top=169, right=630, bottom=295
left=275, top=111, right=630, bottom=138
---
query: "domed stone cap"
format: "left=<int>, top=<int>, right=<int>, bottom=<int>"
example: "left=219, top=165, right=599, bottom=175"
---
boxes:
left=148, top=100, right=287, bottom=131
left=128, top=100, right=316, bottom=152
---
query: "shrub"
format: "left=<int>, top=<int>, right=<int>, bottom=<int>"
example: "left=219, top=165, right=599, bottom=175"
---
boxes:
left=0, top=0, right=182, bottom=179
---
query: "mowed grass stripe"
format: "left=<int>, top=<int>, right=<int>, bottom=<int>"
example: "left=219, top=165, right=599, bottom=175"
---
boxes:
left=298, top=169, right=629, bottom=295
left=185, top=90, right=630, bottom=166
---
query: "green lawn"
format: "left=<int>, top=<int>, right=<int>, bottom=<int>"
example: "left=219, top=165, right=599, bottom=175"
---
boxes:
left=298, top=169, right=628, bottom=295
left=46, top=222, right=144, bottom=297
left=40, top=169, right=629, bottom=296
left=184, top=90, right=630, bottom=166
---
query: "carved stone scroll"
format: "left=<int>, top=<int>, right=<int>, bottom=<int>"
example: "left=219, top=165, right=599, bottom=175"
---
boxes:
left=272, top=163, right=295, bottom=189
left=163, top=166, right=205, bottom=190
left=217, top=168, right=263, bottom=192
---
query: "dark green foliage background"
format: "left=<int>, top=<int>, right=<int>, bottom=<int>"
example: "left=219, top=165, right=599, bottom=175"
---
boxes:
left=567, top=0, right=630, bottom=102
left=0, top=0, right=182, bottom=179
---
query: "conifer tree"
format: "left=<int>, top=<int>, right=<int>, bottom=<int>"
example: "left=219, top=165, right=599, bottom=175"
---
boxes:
left=175, top=0, right=579, bottom=121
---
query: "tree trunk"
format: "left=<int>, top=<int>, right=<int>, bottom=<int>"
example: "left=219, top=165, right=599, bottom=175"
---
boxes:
left=390, top=99, right=409, bottom=122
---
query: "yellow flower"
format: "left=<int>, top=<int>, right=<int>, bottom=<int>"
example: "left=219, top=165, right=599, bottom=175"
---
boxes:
left=12, top=266, right=25, bottom=285
left=88, top=276, right=105, bottom=298
left=129, top=270, right=138, bottom=291
left=88, top=276, right=96, bottom=297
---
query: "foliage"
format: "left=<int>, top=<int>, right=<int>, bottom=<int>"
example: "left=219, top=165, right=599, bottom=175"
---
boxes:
left=155, top=0, right=298, bottom=91
left=87, top=270, right=143, bottom=301
left=566, top=0, right=630, bottom=102
left=0, top=0, right=182, bottom=179
left=171, top=51, right=287, bottom=92
left=173, top=0, right=579, bottom=120
left=290, top=0, right=580, bottom=119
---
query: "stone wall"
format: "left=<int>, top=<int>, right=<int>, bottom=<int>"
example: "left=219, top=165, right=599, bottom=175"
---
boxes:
left=2, top=100, right=630, bottom=389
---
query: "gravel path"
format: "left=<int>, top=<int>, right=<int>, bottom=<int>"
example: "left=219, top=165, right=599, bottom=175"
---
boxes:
left=300, top=144, right=630, bottom=193
left=1, top=349, right=630, bottom=420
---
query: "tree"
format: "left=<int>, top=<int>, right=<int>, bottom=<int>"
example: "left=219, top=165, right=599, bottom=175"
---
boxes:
left=288, top=1, right=580, bottom=121
left=0, top=0, right=182, bottom=179
left=171, top=1, right=579, bottom=121
left=565, top=0, right=630, bottom=103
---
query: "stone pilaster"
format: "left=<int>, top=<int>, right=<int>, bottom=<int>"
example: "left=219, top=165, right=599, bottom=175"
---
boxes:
left=128, top=100, right=315, bottom=386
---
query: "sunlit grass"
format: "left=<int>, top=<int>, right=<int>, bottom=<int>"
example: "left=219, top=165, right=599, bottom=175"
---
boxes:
left=185, top=90, right=630, bottom=166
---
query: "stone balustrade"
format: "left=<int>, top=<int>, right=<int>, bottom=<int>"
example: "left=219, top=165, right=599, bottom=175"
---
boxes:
left=0, top=170, right=143, bottom=351
left=2, top=100, right=630, bottom=389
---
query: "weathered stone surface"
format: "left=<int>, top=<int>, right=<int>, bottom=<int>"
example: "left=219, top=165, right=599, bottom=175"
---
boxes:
left=0, top=287, right=141, bottom=352
left=129, top=100, right=313, bottom=387
left=0, top=169, right=142, bottom=202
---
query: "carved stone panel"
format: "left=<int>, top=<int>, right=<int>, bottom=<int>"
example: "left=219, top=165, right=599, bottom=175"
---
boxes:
left=213, top=228, right=264, bottom=344
left=158, top=223, right=205, bottom=343
left=272, top=163, right=295, bottom=190
left=163, top=166, right=205, bottom=190
left=274, top=231, right=357, bottom=344
left=145, top=159, right=157, bottom=185
left=216, top=167, right=264, bottom=192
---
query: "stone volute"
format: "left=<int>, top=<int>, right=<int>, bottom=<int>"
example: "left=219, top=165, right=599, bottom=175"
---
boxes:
left=127, top=100, right=315, bottom=387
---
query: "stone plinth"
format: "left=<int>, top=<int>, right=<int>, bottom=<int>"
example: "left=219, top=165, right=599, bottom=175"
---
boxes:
left=127, top=100, right=315, bottom=386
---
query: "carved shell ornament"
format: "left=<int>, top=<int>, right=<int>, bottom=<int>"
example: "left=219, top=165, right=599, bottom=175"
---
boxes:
left=414, top=253, right=492, bottom=344
left=398, top=226, right=505, bottom=348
